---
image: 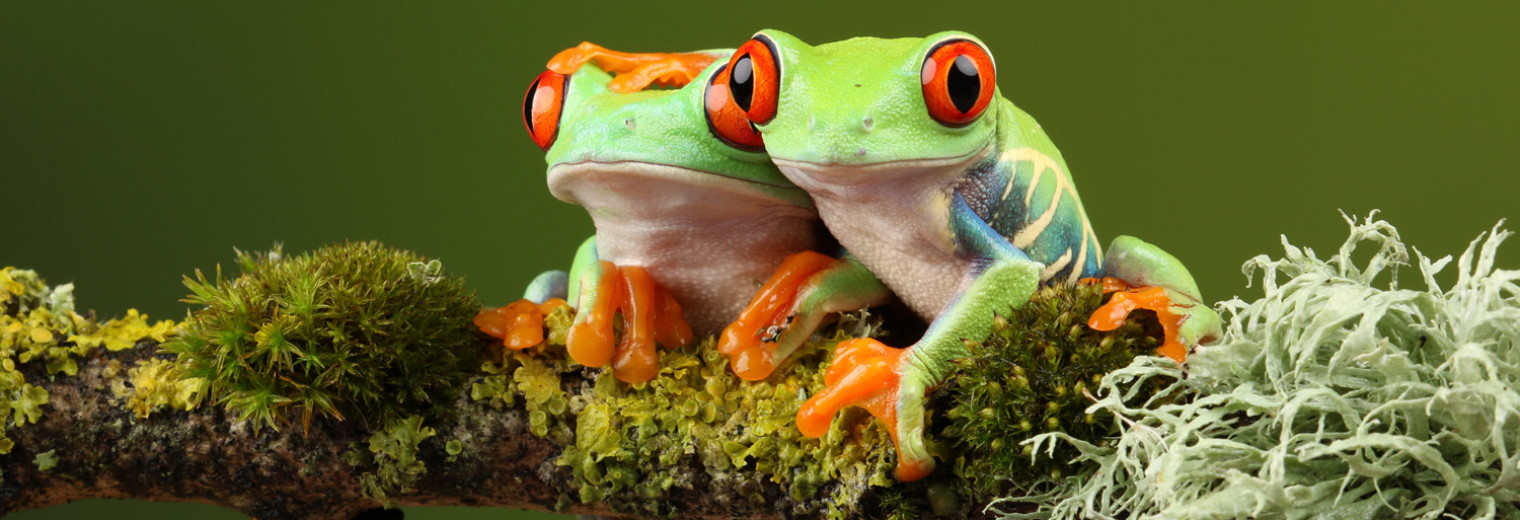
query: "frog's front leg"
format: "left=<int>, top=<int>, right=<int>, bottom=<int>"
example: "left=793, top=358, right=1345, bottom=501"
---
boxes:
left=797, top=194, right=1043, bottom=481
left=718, top=251, right=891, bottom=381
left=1087, top=235, right=1222, bottom=363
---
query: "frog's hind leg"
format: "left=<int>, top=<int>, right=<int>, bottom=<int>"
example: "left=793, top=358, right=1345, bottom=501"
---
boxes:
left=547, top=42, right=724, bottom=92
left=1087, top=235, right=1222, bottom=363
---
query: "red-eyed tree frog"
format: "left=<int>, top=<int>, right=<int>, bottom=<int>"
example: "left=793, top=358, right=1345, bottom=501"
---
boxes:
left=479, top=46, right=890, bottom=384
left=700, top=30, right=1225, bottom=481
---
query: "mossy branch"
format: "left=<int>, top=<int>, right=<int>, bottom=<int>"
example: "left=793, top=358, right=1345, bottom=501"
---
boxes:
left=0, top=245, right=1163, bottom=519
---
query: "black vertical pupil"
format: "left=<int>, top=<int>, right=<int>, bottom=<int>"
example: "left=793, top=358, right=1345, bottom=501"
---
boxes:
left=731, top=54, right=755, bottom=112
left=947, top=54, right=980, bottom=113
left=523, top=76, right=541, bottom=133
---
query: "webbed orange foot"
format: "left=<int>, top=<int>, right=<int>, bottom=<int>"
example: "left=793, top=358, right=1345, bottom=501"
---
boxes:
left=1086, top=276, right=1191, bottom=363
left=718, top=251, right=838, bottom=381
left=797, top=338, right=934, bottom=481
left=476, top=298, right=569, bottom=350
left=547, top=42, right=720, bottom=92
left=566, top=261, right=692, bottom=383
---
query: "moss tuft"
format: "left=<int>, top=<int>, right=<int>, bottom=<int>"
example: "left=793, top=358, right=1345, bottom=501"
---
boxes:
left=163, top=242, right=482, bottom=432
left=942, top=281, right=1167, bottom=503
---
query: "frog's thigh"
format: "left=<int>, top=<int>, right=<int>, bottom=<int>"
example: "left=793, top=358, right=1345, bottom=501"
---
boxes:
left=523, top=270, right=568, bottom=304
left=1101, top=235, right=1202, bottom=301
left=567, top=235, right=600, bottom=306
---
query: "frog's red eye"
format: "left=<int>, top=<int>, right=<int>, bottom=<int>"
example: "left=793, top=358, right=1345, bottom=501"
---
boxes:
left=921, top=40, right=995, bottom=127
left=724, top=36, right=780, bottom=125
left=704, top=66, right=765, bottom=151
left=523, top=70, right=570, bottom=150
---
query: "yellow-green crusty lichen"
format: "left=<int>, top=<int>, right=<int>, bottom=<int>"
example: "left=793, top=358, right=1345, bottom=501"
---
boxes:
left=474, top=307, right=896, bottom=518
left=111, top=357, right=208, bottom=419
left=1, top=267, right=181, bottom=455
left=356, top=414, right=438, bottom=508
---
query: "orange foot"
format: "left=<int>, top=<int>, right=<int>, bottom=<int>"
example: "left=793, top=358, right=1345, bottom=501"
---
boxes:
left=796, top=338, right=934, bottom=481
left=547, top=42, right=720, bottom=93
left=567, top=261, right=693, bottom=383
left=1085, top=277, right=1190, bottom=363
left=717, top=251, right=839, bottom=381
left=476, top=298, right=569, bottom=350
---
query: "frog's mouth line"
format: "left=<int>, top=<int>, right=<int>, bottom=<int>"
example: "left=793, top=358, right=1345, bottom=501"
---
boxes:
left=547, top=160, right=814, bottom=212
left=549, top=160, right=802, bottom=191
left=769, top=142, right=993, bottom=187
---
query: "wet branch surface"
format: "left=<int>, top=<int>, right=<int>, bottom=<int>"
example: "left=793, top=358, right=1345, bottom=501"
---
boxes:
left=0, top=339, right=812, bottom=520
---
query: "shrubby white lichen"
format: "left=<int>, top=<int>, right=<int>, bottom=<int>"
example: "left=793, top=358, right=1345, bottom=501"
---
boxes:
left=1007, top=213, right=1520, bottom=519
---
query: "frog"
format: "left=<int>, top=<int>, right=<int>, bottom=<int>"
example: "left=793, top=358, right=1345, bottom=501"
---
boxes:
left=699, top=30, right=1225, bottom=481
left=479, top=45, right=890, bottom=384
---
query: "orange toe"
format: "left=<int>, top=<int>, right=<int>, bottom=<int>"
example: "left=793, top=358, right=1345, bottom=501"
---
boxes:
left=612, top=266, right=659, bottom=383
left=718, top=251, right=838, bottom=381
left=653, top=290, right=693, bottom=351
left=796, top=338, right=924, bottom=480
left=1087, top=279, right=1190, bottom=363
left=475, top=299, right=547, bottom=350
left=567, top=261, right=621, bottom=368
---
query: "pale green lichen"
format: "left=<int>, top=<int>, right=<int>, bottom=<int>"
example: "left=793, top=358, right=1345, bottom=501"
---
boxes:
left=1007, top=213, right=1520, bottom=519
left=358, top=414, right=437, bottom=508
left=1, top=267, right=180, bottom=455
left=32, top=449, right=56, bottom=472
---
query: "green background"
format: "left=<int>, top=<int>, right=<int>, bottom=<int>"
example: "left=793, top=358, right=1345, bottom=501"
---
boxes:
left=2, top=1, right=1517, bottom=518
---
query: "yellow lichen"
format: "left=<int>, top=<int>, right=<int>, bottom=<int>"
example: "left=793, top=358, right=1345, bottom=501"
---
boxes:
left=112, top=358, right=207, bottom=419
left=1, top=267, right=184, bottom=455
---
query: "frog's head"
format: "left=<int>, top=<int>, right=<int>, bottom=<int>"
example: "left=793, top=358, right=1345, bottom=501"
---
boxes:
left=711, top=29, right=1002, bottom=186
left=521, top=60, right=806, bottom=206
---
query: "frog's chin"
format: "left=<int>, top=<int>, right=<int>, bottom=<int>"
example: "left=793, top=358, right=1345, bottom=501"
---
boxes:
left=769, top=143, right=993, bottom=192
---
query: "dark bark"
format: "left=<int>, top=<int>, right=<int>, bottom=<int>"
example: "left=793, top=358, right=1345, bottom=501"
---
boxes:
left=0, top=341, right=825, bottom=519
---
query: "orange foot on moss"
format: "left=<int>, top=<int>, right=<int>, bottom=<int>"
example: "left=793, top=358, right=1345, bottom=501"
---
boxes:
left=564, top=261, right=693, bottom=383
left=1085, top=277, right=1190, bottom=363
left=548, top=42, right=721, bottom=93
left=717, top=251, right=839, bottom=381
left=796, top=338, right=935, bottom=481
left=475, top=298, right=568, bottom=350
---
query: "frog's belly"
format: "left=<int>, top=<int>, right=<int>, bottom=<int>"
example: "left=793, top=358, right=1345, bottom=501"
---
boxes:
left=549, top=162, right=819, bottom=332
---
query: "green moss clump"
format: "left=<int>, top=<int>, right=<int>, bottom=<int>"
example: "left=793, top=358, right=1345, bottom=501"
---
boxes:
left=942, top=282, right=1166, bottom=503
left=163, top=242, right=482, bottom=431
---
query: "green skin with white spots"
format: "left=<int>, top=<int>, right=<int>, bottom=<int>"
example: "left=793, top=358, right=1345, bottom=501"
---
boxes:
left=526, top=59, right=863, bottom=333
left=738, top=29, right=1223, bottom=477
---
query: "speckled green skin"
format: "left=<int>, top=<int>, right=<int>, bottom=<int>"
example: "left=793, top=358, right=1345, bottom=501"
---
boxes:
left=741, top=29, right=1223, bottom=477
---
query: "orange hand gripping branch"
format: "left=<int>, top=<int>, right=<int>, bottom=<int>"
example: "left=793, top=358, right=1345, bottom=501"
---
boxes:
left=717, top=251, right=839, bottom=381
left=548, top=42, right=720, bottom=93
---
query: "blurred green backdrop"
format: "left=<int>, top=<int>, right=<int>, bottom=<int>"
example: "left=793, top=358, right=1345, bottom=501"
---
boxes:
left=2, top=1, right=1517, bottom=518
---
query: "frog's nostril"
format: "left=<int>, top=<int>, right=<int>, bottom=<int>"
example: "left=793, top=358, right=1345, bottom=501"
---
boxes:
left=861, top=116, right=874, bottom=132
left=624, top=118, right=636, bottom=131
left=855, top=148, right=867, bottom=157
